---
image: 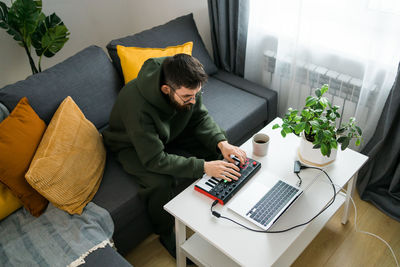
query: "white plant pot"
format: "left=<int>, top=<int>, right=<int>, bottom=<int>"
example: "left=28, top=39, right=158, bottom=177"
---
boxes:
left=298, top=133, right=337, bottom=167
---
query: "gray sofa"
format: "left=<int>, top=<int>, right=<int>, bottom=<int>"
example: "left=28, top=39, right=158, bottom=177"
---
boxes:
left=0, top=14, right=276, bottom=265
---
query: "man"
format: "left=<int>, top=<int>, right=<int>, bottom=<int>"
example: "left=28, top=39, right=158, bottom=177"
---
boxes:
left=103, top=54, right=246, bottom=256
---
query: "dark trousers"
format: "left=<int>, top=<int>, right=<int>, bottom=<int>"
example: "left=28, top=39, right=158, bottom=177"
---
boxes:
left=118, top=136, right=221, bottom=236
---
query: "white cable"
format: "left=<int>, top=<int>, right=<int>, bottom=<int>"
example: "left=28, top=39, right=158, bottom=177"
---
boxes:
left=325, top=181, right=399, bottom=267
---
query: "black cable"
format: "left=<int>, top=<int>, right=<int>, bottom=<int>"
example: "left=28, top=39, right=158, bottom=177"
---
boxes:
left=210, top=165, right=337, bottom=233
left=296, top=172, right=302, bottom=187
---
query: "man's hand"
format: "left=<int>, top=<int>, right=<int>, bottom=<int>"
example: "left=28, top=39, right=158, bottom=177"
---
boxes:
left=218, top=141, right=247, bottom=165
left=204, top=160, right=241, bottom=182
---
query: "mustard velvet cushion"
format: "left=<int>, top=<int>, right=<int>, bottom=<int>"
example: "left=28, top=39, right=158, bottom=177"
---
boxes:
left=0, top=103, right=23, bottom=220
left=117, top=41, right=193, bottom=84
left=0, top=97, right=48, bottom=217
left=25, top=96, right=106, bottom=215
left=0, top=182, right=22, bottom=220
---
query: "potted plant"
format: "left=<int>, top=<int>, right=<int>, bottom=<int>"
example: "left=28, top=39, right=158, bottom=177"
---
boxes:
left=0, top=0, right=69, bottom=74
left=272, top=84, right=362, bottom=166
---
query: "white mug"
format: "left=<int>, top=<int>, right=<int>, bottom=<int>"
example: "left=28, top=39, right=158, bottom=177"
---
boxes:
left=252, top=133, right=270, bottom=156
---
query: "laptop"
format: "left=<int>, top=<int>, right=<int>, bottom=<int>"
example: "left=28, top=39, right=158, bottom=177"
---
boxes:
left=227, top=177, right=303, bottom=230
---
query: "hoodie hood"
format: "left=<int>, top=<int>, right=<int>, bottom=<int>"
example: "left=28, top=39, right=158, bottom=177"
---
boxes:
left=135, top=57, right=175, bottom=116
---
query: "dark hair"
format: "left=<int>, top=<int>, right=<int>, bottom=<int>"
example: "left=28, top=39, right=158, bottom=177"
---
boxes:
left=161, top=53, right=208, bottom=89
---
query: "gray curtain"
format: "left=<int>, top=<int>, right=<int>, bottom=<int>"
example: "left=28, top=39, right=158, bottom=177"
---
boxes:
left=207, top=0, right=249, bottom=77
left=357, top=63, right=400, bottom=222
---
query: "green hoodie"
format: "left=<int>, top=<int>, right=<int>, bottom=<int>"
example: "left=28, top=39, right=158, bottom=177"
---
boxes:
left=102, top=57, right=227, bottom=179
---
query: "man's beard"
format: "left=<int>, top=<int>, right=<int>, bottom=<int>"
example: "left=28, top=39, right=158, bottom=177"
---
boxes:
left=168, top=92, right=193, bottom=112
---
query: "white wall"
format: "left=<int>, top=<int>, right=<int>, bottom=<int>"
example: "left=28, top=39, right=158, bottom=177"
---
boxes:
left=0, top=0, right=211, bottom=88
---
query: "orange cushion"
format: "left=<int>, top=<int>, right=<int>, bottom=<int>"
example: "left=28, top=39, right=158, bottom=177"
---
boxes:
left=25, top=96, right=106, bottom=215
left=0, top=182, right=22, bottom=220
left=117, top=42, right=193, bottom=84
left=0, top=97, right=48, bottom=217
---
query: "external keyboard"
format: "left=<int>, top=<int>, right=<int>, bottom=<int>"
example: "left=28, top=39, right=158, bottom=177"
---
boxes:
left=194, top=157, right=261, bottom=204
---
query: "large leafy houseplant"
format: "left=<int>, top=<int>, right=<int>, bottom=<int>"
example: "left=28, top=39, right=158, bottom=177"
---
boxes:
left=0, top=0, right=69, bottom=74
left=272, top=84, right=363, bottom=157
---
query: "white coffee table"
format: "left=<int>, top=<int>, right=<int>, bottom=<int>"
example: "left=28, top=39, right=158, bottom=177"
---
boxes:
left=164, top=117, right=368, bottom=267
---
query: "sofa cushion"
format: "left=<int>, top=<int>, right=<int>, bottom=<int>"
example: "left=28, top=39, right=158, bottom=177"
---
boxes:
left=0, top=182, right=22, bottom=221
left=213, top=70, right=278, bottom=124
left=92, top=151, right=148, bottom=238
left=117, top=41, right=193, bottom=84
left=0, top=46, right=122, bottom=130
left=202, top=77, right=268, bottom=145
left=26, top=97, right=106, bottom=215
left=0, top=104, right=21, bottom=221
left=0, top=97, right=48, bottom=217
left=107, top=13, right=218, bottom=77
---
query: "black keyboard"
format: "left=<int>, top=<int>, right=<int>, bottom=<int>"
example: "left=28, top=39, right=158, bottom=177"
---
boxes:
left=246, top=180, right=300, bottom=227
left=194, top=157, right=261, bottom=204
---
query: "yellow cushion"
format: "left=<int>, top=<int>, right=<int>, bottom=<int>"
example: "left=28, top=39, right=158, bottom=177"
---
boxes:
left=0, top=182, right=22, bottom=220
left=117, top=42, right=193, bottom=84
left=25, top=96, right=106, bottom=215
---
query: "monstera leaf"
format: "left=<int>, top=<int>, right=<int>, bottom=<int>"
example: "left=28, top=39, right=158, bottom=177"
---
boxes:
left=32, top=13, right=69, bottom=70
left=0, top=1, right=23, bottom=43
left=6, top=0, right=43, bottom=47
left=0, top=0, right=68, bottom=74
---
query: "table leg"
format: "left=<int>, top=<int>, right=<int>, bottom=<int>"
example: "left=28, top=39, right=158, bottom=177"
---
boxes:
left=341, top=172, right=358, bottom=224
left=175, top=217, right=186, bottom=267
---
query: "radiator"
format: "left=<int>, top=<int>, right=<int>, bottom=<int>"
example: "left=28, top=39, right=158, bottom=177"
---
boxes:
left=262, top=50, right=377, bottom=129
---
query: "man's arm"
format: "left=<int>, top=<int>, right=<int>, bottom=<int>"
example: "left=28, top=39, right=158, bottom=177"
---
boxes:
left=189, top=96, right=247, bottom=163
left=123, top=111, right=205, bottom=178
left=129, top=115, right=244, bottom=181
left=187, top=95, right=227, bottom=152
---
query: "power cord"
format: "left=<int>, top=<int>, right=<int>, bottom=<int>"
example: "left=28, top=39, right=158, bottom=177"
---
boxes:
left=327, top=181, right=399, bottom=267
left=210, top=162, right=336, bottom=233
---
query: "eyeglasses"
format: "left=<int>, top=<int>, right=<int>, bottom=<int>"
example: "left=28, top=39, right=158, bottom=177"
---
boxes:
left=168, top=84, right=203, bottom=104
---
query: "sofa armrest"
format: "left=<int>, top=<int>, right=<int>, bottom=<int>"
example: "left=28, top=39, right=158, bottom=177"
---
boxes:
left=211, top=70, right=277, bottom=123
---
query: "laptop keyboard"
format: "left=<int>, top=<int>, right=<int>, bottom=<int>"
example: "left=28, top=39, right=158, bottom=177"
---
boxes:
left=246, top=180, right=299, bottom=227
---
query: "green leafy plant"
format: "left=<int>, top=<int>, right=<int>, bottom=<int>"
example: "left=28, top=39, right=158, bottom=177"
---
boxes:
left=0, top=0, right=69, bottom=74
left=272, top=84, right=363, bottom=157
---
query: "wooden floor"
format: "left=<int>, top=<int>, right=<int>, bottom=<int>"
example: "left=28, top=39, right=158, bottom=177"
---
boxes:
left=124, top=191, right=400, bottom=267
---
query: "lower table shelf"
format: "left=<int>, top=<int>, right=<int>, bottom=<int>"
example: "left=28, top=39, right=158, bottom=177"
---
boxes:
left=181, top=233, right=240, bottom=267
left=179, top=192, right=346, bottom=267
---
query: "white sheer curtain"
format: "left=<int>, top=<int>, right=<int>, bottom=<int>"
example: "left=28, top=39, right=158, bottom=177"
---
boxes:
left=245, top=0, right=400, bottom=148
